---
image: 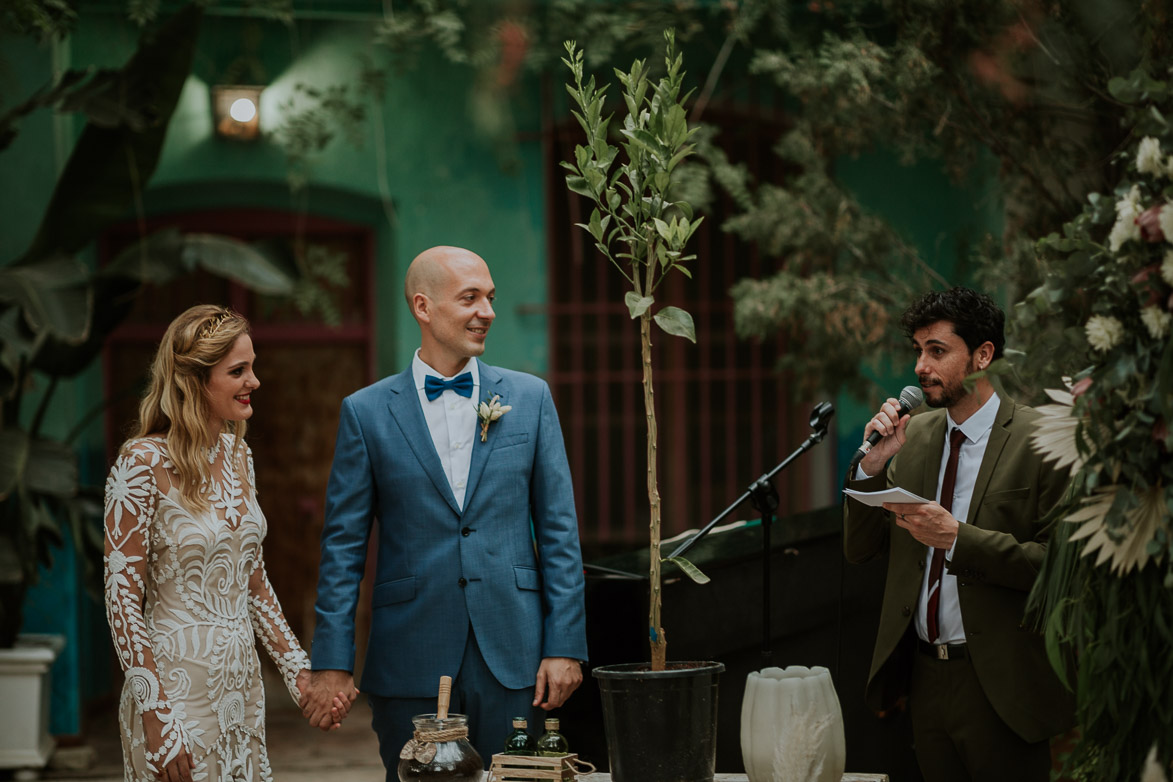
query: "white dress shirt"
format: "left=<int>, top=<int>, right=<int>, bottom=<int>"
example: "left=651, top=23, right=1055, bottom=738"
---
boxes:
left=914, top=392, right=1000, bottom=644
left=412, top=350, right=479, bottom=510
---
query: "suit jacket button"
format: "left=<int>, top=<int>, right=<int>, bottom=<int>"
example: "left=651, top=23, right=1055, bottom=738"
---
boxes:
left=461, top=527, right=472, bottom=537
left=458, top=577, right=468, bottom=587
left=901, top=605, right=911, bottom=617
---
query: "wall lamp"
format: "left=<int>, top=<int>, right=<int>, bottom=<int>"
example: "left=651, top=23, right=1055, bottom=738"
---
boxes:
left=212, top=84, right=264, bottom=141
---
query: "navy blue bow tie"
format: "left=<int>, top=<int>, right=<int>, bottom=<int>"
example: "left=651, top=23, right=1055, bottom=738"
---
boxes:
left=424, top=372, right=474, bottom=401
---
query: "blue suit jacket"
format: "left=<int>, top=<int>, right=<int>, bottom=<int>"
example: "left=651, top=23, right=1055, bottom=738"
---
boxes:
left=310, top=360, right=589, bottom=697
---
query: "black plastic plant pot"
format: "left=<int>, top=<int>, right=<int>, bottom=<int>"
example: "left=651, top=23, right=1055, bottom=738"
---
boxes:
left=593, top=661, right=725, bottom=782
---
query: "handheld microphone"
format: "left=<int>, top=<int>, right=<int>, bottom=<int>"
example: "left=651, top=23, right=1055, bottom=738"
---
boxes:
left=852, top=385, right=924, bottom=463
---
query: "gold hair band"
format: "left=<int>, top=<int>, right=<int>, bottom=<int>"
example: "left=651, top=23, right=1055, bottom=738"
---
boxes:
left=199, top=310, right=235, bottom=341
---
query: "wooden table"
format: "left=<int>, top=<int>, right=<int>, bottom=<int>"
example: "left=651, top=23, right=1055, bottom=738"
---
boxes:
left=578, top=776, right=888, bottom=781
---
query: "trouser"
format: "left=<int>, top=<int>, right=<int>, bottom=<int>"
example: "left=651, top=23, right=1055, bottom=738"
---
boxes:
left=368, top=627, right=539, bottom=780
left=909, top=646, right=1051, bottom=782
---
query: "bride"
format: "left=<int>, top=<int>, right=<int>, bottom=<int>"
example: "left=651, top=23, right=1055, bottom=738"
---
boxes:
left=103, top=305, right=353, bottom=781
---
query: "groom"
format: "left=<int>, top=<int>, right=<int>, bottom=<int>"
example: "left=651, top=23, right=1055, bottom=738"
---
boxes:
left=302, top=246, right=589, bottom=768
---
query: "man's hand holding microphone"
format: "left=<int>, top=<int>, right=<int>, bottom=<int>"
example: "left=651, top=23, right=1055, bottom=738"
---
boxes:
left=851, top=386, right=924, bottom=477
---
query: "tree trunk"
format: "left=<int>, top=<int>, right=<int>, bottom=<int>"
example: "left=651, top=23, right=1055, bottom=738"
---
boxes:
left=641, top=311, right=666, bottom=670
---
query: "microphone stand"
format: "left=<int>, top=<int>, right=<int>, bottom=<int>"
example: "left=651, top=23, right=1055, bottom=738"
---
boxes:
left=666, top=401, right=835, bottom=666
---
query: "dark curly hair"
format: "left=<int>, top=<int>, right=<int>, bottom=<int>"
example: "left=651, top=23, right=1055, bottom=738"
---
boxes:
left=900, top=287, right=1005, bottom=360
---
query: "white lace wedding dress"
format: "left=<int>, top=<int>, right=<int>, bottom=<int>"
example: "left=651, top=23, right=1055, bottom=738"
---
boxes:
left=103, top=435, right=310, bottom=781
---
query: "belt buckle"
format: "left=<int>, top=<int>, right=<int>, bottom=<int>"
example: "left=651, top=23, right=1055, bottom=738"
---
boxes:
left=937, top=644, right=949, bottom=660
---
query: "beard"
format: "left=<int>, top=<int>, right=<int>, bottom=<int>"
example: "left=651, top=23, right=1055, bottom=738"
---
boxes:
left=921, top=356, right=979, bottom=409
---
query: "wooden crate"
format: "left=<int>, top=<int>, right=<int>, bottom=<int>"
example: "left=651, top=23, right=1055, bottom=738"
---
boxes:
left=486, top=752, right=594, bottom=781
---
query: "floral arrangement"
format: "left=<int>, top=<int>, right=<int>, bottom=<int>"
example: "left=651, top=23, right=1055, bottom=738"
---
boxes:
left=476, top=395, right=511, bottom=442
left=1014, top=68, right=1173, bottom=781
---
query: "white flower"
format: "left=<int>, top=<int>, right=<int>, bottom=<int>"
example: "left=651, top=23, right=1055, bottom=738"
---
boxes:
left=1141, top=306, right=1171, bottom=339
left=1160, top=204, right=1173, bottom=245
left=475, top=395, right=513, bottom=442
left=1085, top=314, right=1125, bottom=352
left=1108, top=185, right=1143, bottom=252
left=1163, top=250, right=1173, bottom=286
left=1137, top=137, right=1165, bottom=176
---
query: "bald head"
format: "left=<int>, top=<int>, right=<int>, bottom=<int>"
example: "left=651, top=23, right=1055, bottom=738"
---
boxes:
left=406, top=246, right=496, bottom=375
left=405, top=246, right=486, bottom=312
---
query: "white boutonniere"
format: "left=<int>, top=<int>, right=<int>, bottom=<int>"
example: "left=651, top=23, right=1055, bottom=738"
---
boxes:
left=476, top=394, right=512, bottom=442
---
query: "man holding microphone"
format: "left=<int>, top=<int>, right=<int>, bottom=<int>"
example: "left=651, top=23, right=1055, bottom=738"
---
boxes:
left=844, top=287, right=1073, bottom=782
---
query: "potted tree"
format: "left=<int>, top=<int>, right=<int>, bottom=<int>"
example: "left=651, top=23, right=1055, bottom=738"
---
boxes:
left=561, top=30, right=724, bottom=782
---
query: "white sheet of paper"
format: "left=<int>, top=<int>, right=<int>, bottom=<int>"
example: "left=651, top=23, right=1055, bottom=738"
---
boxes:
left=843, top=487, right=931, bottom=506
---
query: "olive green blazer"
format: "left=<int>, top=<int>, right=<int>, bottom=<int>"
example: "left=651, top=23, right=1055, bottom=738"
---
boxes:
left=844, top=394, right=1074, bottom=743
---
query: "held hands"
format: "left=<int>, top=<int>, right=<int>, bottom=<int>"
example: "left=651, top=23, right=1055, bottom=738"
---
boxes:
left=533, top=657, right=583, bottom=711
left=298, top=669, right=360, bottom=732
left=884, top=501, right=959, bottom=550
left=859, top=397, right=912, bottom=476
left=142, top=709, right=193, bottom=782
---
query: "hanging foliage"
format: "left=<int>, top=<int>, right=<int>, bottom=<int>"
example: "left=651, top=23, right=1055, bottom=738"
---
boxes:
left=1024, top=67, right=1173, bottom=781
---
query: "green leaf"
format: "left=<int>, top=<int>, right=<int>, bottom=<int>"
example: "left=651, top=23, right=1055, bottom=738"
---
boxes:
left=653, top=306, right=696, bottom=342
left=621, top=127, right=662, bottom=154
left=188, top=235, right=295, bottom=295
left=24, top=438, right=78, bottom=498
left=0, top=428, right=31, bottom=499
left=1108, top=76, right=1135, bottom=102
left=1157, top=338, right=1173, bottom=424
left=19, top=3, right=204, bottom=262
left=665, top=556, right=710, bottom=585
left=0, top=255, right=93, bottom=343
left=565, top=175, right=594, bottom=199
left=624, top=291, right=654, bottom=318
left=653, top=217, right=673, bottom=242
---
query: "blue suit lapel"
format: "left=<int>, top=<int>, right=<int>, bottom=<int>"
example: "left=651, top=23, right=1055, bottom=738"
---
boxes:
left=463, top=361, right=506, bottom=513
left=386, top=369, right=461, bottom=516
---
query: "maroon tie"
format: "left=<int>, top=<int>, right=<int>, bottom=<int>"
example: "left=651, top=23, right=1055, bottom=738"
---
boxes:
left=925, top=427, right=966, bottom=643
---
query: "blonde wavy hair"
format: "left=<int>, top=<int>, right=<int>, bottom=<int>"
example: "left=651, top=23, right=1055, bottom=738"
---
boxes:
left=129, top=304, right=252, bottom=511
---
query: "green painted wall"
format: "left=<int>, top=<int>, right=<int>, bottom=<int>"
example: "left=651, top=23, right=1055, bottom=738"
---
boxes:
left=80, top=12, right=555, bottom=378
left=834, top=151, right=1003, bottom=470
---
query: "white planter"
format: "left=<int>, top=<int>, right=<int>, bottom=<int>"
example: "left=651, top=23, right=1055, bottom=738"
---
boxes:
left=740, top=665, right=846, bottom=782
left=0, top=634, right=64, bottom=779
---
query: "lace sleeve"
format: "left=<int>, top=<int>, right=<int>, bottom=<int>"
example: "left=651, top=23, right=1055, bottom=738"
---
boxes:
left=243, top=448, right=310, bottom=704
left=103, top=444, right=189, bottom=771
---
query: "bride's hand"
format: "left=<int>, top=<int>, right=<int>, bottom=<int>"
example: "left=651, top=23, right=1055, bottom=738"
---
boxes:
left=142, top=709, right=194, bottom=782
left=330, top=686, right=360, bottom=726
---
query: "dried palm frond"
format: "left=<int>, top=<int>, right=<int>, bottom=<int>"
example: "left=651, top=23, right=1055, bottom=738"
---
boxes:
left=1067, top=485, right=1166, bottom=574
left=1031, top=388, right=1088, bottom=477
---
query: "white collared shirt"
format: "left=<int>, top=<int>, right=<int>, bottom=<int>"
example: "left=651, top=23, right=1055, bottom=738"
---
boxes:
left=914, top=392, right=1001, bottom=643
left=411, top=350, right=479, bottom=510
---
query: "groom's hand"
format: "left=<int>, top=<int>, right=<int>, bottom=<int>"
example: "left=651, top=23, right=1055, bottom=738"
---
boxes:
left=300, top=669, right=357, bottom=731
left=533, top=657, right=582, bottom=711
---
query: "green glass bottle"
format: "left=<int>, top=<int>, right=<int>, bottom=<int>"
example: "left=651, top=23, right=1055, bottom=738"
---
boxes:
left=503, top=717, right=536, bottom=755
left=536, top=717, right=569, bottom=756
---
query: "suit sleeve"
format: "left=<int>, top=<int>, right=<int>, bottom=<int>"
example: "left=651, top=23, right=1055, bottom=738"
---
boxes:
left=529, top=383, right=589, bottom=662
left=843, top=470, right=893, bottom=565
left=311, top=396, right=377, bottom=671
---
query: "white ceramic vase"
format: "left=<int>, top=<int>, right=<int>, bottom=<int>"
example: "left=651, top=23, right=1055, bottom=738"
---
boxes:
left=739, top=665, right=846, bottom=782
